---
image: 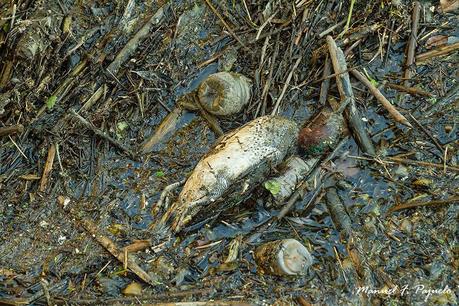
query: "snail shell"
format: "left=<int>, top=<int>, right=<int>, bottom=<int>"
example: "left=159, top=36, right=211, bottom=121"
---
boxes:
left=198, top=72, right=251, bottom=116
left=254, top=239, right=313, bottom=276
left=298, top=110, right=345, bottom=157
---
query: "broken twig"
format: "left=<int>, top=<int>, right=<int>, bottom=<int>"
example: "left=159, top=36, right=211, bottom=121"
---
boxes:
left=389, top=196, right=459, bottom=213
left=39, top=144, right=56, bottom=192
left=351, top=69, right=412, bottom=127
left=404, top=2, right=421, bottom=86
left=326, top=36, right=375, bottom=155
left=70, top=109, right=136, bottom=159
left=0, top=124, right=24, bottom=137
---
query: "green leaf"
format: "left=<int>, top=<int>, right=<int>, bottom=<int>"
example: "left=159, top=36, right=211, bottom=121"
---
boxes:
left=363, top=68, right=378, bottom=87
left=264, top=180, right=281, bottom=195
left=369, top=78, right=378, bottom=87
left=155, top=170, right=165, bottom=178
left=117, top=121, right=128, bottom=132
left=46, top=95, right=58, bottom=109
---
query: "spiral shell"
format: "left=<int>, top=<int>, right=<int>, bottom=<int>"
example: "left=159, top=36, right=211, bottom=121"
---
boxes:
left=254, top=239, right=313, bottom=276
left=198, top=72, right=251, bottom=116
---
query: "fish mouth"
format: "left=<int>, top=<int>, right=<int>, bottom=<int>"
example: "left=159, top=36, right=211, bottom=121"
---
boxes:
left=157, top=196, right=209, bottom=233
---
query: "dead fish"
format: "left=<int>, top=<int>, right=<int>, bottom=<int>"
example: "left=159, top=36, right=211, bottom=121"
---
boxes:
left=198, top=72, right=251, bottom=116
left=157, top=115, right=299, bottom=232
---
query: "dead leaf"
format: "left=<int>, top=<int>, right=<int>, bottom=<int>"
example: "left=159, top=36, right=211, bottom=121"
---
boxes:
left=122, top=282, right=142, bottom=296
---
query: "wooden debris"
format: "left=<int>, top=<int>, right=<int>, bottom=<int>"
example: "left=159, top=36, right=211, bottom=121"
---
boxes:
left=326, top=36, right=376, bottom=155
left=388, top=157, right=459, bottom=173
left=404, top=2, right=421, bottom=86
left=408, top=114, right=444, bottom=159
left=203, top=0, right=247, bottom=50
left=423, top=83, right=459, bottom=117
left=141, top=107, right=189, bottom=154
left=0, top=124, right=24, bottom=137
left=389, top=196, right=459, bottom=213
left=325, top=186, right=352, bottom=232
left=440, top=0, right=459, bottom=13
left=70, top=109, right=136, bottom=159
left=122, top=282, right=142, bottom=296
left=124, top=240, right=152, bottom=253
left=319, top=56, right=332, bottom=105
left=57, top=197, right=155, bottom=285
left=39, top=144, right=56, bottom=192
left=106, top=4, right=168, bottom=76
left=416, top=41, right=459, bottom=62
left=350, top=69, right=412, bottom=127
left=385, top=83, right=433, bottom=97
left=349, top=155, right=459, bottom=172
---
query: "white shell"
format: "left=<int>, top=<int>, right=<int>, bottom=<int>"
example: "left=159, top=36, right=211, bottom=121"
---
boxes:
left=198, top=72, right=251, bottom=116
left=276, top=239, right=313, bottom=275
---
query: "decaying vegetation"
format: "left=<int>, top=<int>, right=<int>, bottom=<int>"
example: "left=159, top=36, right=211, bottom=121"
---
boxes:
left=1, top=0, right=458, bottom=305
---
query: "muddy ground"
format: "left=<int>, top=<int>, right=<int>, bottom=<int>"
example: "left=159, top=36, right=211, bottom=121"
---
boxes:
left=0, top=0, right=458, bottom=305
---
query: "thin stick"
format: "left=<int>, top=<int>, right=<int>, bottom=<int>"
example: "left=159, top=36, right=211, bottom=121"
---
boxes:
left=319, top=20, right=346, bottom=38
left=326, top=36, right=375, bottom=155
left=106, top=4, right=167, bottom=75
left=385, top=83, right=433, bottom=97
left=39, top=144, right=56, bottom=192
left=404, top=1, right=421, bottom=86
left=271, top=55, right=302, bottom=115
left=319, top=56, right=332, bottom=105
left=415, top=41, right=459, bottom=62
left=58, top=197, right=156, bottom=285
left=348, top=154, right=459, bottom=172
left=350, top=69, right=412, bottom=127
left=141, top=107, right=184, bottom=154
left=388, top=157, right=459, bottom=172
left=423, top=83, right=459, bottom=117
left=389, top=197, right=459, bottom=213
left=8, top=135, right=28, bottom=160
left=408, top=114, right=444, bottom=158
left=70, top=109, right=135, bottom=159
left=203, top=0, right=247, bottom=50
